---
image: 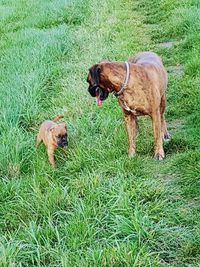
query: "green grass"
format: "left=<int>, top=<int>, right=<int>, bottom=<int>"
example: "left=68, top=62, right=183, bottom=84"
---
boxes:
left=0, top=0, right=200, bottom=266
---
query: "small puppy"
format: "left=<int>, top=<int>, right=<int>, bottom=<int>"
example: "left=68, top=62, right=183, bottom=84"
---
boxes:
left=37, top=115, right=68, bottom=167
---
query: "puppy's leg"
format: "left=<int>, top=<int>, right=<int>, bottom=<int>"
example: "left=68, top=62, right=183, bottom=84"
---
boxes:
left=124, top=112, right=137, bottom=157
left=152, top=109, right=165, bottom=160
left=36, top=134, right=42, bottom=148
left=47, top=147, right=56, bottom=167
left=160, top=95, right=170, bottom=141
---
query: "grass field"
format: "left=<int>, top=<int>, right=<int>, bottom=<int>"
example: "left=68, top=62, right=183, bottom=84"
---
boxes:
left=0, top=0, right=200, bottom=266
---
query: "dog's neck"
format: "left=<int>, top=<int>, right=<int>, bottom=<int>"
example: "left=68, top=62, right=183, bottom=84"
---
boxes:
left=99, top=62, right=127, bottom=93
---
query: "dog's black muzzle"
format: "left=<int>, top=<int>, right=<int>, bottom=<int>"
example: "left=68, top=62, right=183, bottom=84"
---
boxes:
left=88, top=85, right=109, bottom=101
left=88, top=84, right=98, bottom=97
left=58, top=137, right=68, bottom=148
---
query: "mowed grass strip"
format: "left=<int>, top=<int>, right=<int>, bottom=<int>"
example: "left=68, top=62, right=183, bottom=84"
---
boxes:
left=0, top=0, right=200, bottom=266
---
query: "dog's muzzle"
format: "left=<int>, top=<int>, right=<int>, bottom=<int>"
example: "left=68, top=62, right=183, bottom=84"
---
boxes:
left=58, top=137, right=68, bottom=148
left=88, top=85, right=109, bottom=101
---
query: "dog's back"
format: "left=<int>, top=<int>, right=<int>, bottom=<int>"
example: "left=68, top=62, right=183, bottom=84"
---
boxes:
left=129, top=52, right=168, bottom=91
left=129, top=52, right=162, bottom=66
left=39, top=115, right=64, bottom=132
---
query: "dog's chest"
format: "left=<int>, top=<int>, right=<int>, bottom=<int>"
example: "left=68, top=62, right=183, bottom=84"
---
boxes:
left=118, top=93, right=150, bottom=115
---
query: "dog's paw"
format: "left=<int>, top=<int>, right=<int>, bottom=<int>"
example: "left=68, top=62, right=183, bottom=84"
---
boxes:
left=163, top=132, right=171, bottom=142
left=154, top=153, right=165, bottom=161
left=128, top=151, right=136, bottom=158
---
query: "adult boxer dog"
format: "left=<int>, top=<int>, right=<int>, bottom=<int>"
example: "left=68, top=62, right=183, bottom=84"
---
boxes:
left=36, top=115, right=68, bottom=167
left=87, top=52, right=170, bottom=160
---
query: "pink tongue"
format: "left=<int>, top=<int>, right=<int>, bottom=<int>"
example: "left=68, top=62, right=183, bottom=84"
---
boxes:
left=96, top=91, right=102, bottom=106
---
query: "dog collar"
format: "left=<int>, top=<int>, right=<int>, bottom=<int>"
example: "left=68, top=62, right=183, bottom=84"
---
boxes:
left=121, top=99, right=137, bottom=114
left=114, top=61, right=130, bottom=97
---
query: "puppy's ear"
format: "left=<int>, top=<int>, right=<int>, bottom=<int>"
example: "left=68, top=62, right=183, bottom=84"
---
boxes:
left=49, top=126, right=55, bottom=132
left=60, top=123, right=67, bottom=130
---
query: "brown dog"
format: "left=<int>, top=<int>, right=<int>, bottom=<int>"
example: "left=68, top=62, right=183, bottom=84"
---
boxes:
left=36, top=115, right=68, bottom=167
left=87, top=52, right=170, bottom=160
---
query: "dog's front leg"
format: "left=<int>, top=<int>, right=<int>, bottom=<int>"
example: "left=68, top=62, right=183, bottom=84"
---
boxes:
left=151, top=110, right=165, bottom=160
left=124, top=112, right=137, bottom=157
left=36, top=134, right=42, bottom=148
left=47, top=147, right=56, bottom=167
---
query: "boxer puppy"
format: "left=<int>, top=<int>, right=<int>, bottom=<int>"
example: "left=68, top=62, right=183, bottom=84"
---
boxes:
left=37, top=115, right=68, bottom=167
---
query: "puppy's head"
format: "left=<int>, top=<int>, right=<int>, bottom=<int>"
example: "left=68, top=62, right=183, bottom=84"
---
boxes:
left=50, top=124, right=68, bottom=148
left=87, top=64, right=109, bottom=106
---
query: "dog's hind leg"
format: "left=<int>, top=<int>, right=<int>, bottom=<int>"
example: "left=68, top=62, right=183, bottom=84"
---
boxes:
left=124, top=112, right=137, bottom=157
left=151, top=109, right=165, bottom=160
left=160, top=95, right=170, bottom=141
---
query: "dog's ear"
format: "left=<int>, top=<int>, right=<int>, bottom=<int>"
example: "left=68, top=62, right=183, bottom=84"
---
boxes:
left=89, top=64, right=100, bottom=86
left=60, top=123, right=67, bottom=130
left=49, top=126, right=55, bottom=132
left=87, top=64, right=101, bottom=97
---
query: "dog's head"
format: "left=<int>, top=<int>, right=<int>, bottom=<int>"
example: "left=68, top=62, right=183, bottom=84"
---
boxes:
left=50, top=124, right=68, bottom=148
left=87, top=64, right=109, bottom=106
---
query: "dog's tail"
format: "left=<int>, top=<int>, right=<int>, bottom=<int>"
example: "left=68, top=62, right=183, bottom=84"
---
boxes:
left=53, top=115, right=64, bottom=122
